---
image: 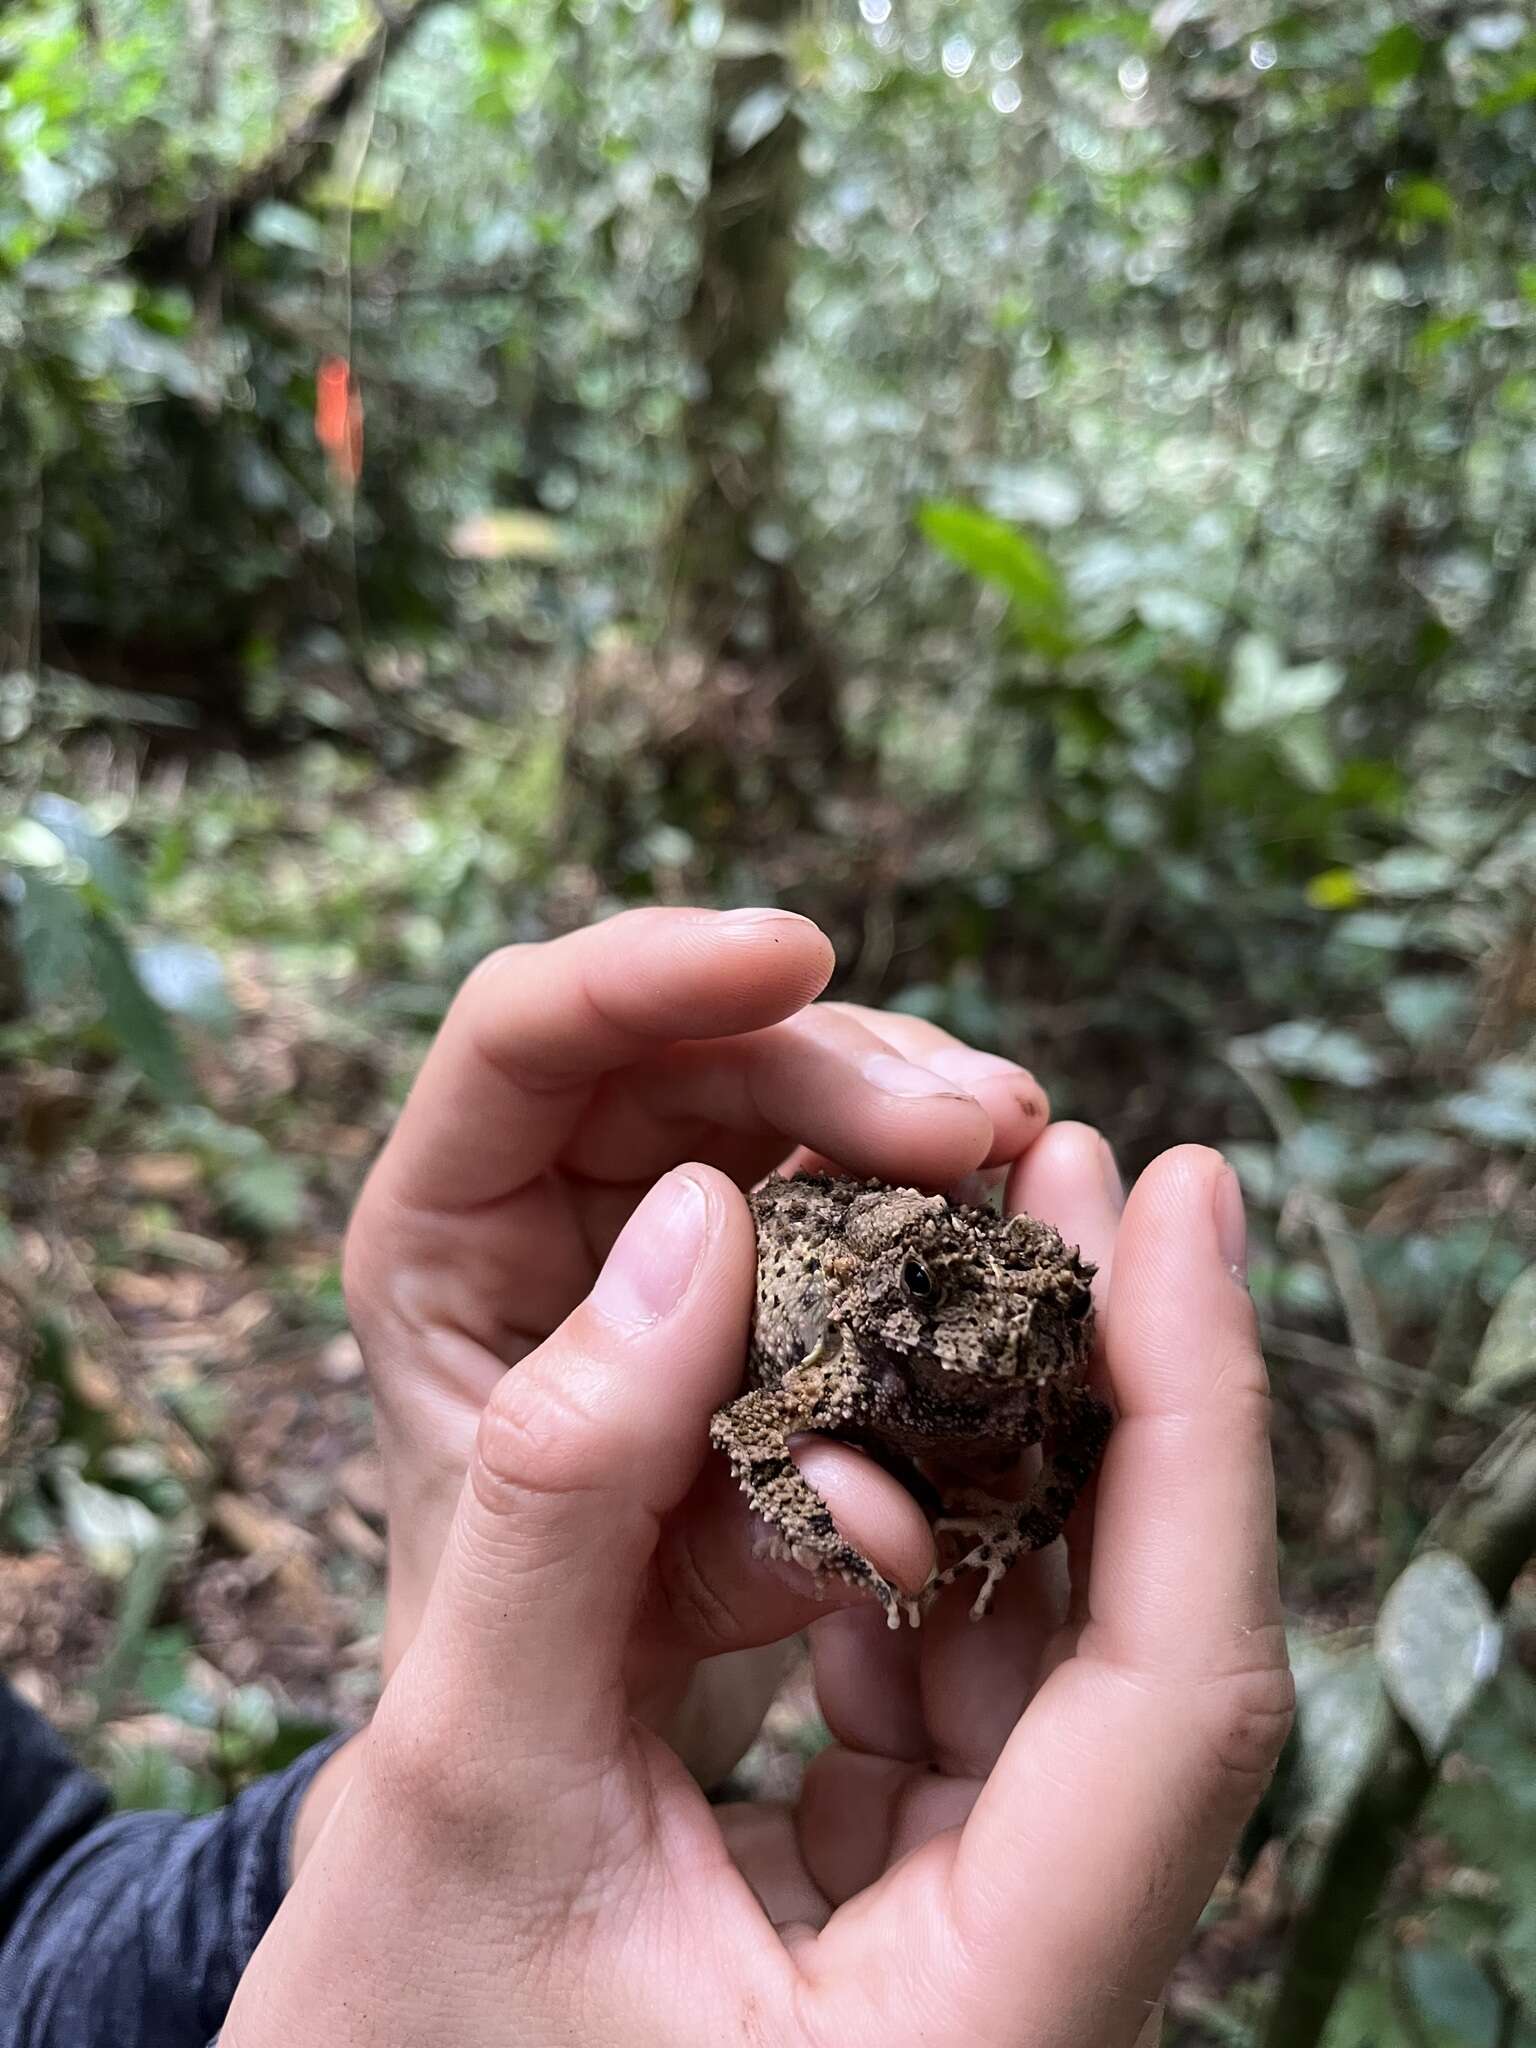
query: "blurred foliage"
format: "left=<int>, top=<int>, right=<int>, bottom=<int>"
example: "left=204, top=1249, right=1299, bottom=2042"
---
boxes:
left=1, top=0, right=1534, bottom=2043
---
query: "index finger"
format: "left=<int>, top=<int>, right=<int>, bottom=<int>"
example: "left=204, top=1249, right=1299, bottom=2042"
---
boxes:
left=369, top=907, right=835, bottom=1212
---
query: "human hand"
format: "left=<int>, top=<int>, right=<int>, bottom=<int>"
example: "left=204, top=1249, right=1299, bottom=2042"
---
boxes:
left=228, top=1137, right=1291, bottom=2048
left=341, top=907, right=1048, bottom=1740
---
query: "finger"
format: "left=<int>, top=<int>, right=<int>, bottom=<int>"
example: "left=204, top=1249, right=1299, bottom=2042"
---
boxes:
left=1006, top=1120, right=1126, bottom=1618
left=395, top=1165, right=754, bottom=1777
left=811, top=1603, right=929, bottom=1762
left=937, top=1148, right=1292, bottom=2032
left=366, top=908, right=835, bottom=1215
left=637, top=1440, right=936, bottom=1669
left=1083, top=1145, right=1284, bottom=1668
left=796, top=1748, right=979, bottom=1906
left=571, top=1006, right=1016, bottom=1194
left=816, top=1004, right=1053, bottom=1168
left=1006, top=1119, right=1124, bottom=1315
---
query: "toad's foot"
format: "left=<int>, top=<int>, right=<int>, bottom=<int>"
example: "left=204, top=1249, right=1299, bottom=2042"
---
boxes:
left=926, top=1510, right=1023, bottom=1619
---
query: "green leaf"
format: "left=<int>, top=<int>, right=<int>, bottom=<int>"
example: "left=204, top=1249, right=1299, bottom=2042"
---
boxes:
left=1286, top=1631, right=1390, bottom=1830
left=1476, top=67, right=1536, bottom=119
left=1469, top=1265, right=1536, bottom=1409
left=1400, top=1946, right=1502, bottom=2047
left=133, top=941, right=235, bottom=1030
left=1383, top=974, right=1468, bottom=1047
left=1439, top=1062, right=1536, bottom=1147
left=86, top=915, right=195, bottom=1103
left=1367, top=23, right=1424, bottom=93
left=1307, top=869, right=1364, bottom=911
left=51, top=1460, right=164, bottom=1579
left=1392, top=178, right=1455, bottom=226
left=29, top=795, right=143, bottom=916
left=918, top=501, right=1063, bottom=613
left=726, top=84, right=791, bottom=156
left=1376, top=1552, right=1502, bottom=1760
left=100, top=1741, right=215, bottom=1816
left=217, top=1154, right=305, bottom=1238
left=14, top=870, right=93, bottom=1003
left=1222, top=635, right=1344, bottom=732
left=1275, top=713, right=1337, bottom=792
left=246, top=201, right=325, bottom=254
left=1234, top=1019, right=1383, bottom=1088
left=1414, top=311, right=1483, bottom=358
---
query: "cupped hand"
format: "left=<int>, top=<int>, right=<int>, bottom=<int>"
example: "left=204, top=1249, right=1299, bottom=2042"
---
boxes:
left=227, top=1137, right=1292, bottom=2048
left=342, top=907, right=1049, bottom=1697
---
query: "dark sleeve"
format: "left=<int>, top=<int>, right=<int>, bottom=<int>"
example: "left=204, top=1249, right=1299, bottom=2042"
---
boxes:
left=0, top=1676, right=345, bottom=2048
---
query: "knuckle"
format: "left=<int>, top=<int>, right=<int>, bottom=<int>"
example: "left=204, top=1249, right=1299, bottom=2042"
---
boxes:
left=472, top=1363, right=602, bottom=1511
left=1196, top=1637, right=1296, bottom=1793
left=460, top=940, right=531, bottom=995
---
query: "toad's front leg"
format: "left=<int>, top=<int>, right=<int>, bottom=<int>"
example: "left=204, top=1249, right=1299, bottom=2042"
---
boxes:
left=710, top=1385, right=919, bottom=1628
left=925, top=1382, right=1113, bottom=1619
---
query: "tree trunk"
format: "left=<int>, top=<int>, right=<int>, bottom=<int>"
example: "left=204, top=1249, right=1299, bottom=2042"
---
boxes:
left=674, top=0, right=837, bottom=753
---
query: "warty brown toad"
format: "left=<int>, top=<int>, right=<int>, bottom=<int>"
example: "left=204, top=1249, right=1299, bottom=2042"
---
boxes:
left=709, top=1171, right=1112, bottom=1627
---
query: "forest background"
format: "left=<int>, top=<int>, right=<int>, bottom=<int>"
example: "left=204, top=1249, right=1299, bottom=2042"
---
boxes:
left=1, top=2, right=1534, bottom=2044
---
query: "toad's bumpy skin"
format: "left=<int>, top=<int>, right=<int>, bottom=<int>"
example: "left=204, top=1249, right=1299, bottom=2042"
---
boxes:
left=709, top=1172, right=1112, bottom=1627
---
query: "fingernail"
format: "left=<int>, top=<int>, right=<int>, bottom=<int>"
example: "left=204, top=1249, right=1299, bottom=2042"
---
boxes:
left=715, top=906, right=817, bottom=932
left=591, top=1171, right=710, bottom=1326
left=1213, top=1165, right=1247, bottom=1281
left=862, top=1051, right=969, bottom=1100
left=925, top=1048, right=1024, bottom=1088
left=1099, top=1137, right=1125, bottom=1212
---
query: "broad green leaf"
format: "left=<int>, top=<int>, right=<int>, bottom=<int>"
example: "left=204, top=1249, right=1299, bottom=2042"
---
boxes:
left=1392, top=178, right=1455, bottom=225
left=1439, top=1062, right=1536, bottom=1147
left=52, top=1462, right=164, bottom=1579
left=218, top=1154, right=306, bottom=1238
left=1367, top=23, right=1424, bottom=93
left=86, top=916, right=195, bottom=1103
left=1306, top=868, right=1363, bottom=910
left=1476, top=67, right=1536, bottom=118
left=244, top=201, right=324, bottom=254
left=18, top=150, right=72, bottom=223
left=100, top=1742, right=213, bottom=1816
left=918, top=501, right=1063, bottom=612
left=1287, top=1631, right=1390, bottom=1829
left=1383, top=975, right=1468, bottom=1046
left=1275, top=713, right=1337, bottom=791
left=1414, top=311, right=1483, bottom=357
left=1376, top=1551, right=1502, bottom=1759
left=726, top=84, right=790, bottom=156
left=133, top=941, right=234, bottom=1030
left=1469, top=1265, right=1536, bottom=1408
left=1234, top=1019, right=1383, bottom=1088
left=29, top=794, right=142, bottom=916
left=1400, top=1946, right=1502, bottom=2047
left=1, top=818, right=71, bottom=871
left=1222, top=635, right=1344, bottom=732
left=14, top=870, right=93, bottom=1003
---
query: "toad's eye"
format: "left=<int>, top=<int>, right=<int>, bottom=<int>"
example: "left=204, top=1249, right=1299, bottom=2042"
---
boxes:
left=902, top=1259, right=936, bottom=1301
left=1066, top=1290, right=1093, bottom=1320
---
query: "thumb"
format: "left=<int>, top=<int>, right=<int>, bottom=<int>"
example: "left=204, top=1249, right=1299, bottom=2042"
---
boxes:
left=406, top=1164, right=754, bottom=1773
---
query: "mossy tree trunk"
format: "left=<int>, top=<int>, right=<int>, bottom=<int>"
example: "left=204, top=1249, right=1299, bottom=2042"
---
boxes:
left=673, top=0, right=839, bottom=761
